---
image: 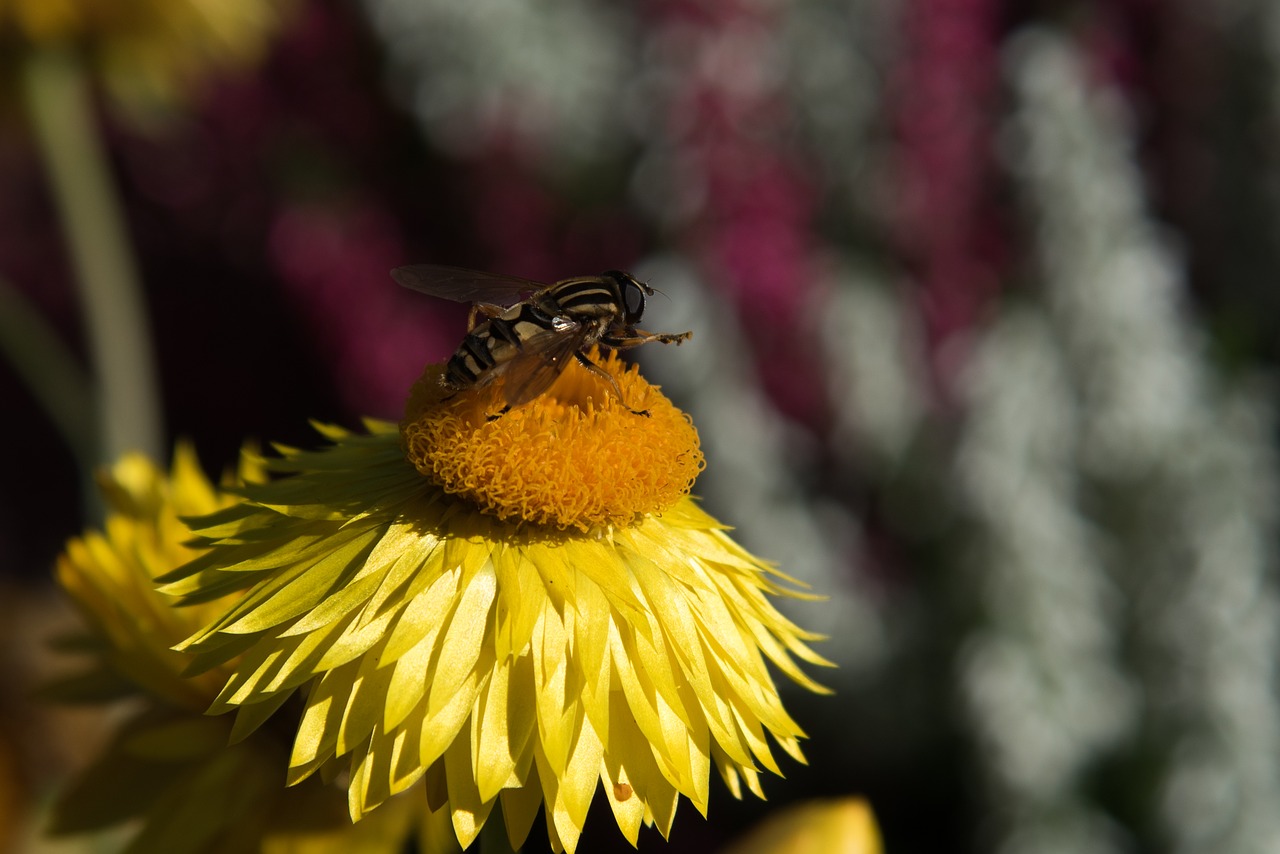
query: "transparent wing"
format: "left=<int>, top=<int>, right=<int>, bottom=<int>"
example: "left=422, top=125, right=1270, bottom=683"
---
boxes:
left=494, top=322, right=589, bottom=407
left=391, top=264, right=547, bottom=305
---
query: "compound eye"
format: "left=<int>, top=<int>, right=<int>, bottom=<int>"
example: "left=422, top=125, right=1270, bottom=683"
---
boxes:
left=623, top=281, right=646, bottom=324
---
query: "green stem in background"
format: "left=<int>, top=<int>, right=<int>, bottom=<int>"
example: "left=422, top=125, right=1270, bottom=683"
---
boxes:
left=0, top=275, right=95, bottom=471
left=19, top=47, right=164, bottom=468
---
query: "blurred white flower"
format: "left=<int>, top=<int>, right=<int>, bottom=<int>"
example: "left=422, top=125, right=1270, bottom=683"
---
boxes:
left=1004, top=27, right=1280, bottom=854
left=361, top=0, right=633, bottom=166
left=956, top=309, right=1135, bottom=854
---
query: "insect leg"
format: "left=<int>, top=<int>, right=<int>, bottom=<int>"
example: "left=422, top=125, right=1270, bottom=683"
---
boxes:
left=600, top=328, right=692, bottom=348
left=573, top=351, right=649, bottom=416
left=467, top=302, right=506, bottom=331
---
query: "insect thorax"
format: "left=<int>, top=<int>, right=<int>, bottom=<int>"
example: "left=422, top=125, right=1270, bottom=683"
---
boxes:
left=547, top=280, right=622, bottom=320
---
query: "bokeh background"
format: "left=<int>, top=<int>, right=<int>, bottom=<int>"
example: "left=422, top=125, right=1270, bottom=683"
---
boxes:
left=4, top=0, right=1280, bottom=852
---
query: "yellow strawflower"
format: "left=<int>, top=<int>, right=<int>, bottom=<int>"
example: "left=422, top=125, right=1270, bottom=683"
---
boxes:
left=161, top=350, right=831, bottom=852
left=54, top=445, right=248, bottom=710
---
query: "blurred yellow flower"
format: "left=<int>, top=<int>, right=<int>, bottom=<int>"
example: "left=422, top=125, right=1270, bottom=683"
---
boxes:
left=2, top=0, right=289, bottom=106
left=721, top=798, right=883, bottom=854
left=161, top=351, right=832, bottom=853
left=50, top=446, right=440, bottom=854
left=54, top=445, right=245, bottom=710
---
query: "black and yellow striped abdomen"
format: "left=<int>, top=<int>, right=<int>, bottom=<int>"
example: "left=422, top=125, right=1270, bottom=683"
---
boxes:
left=444, top=302, right=564, bottom=389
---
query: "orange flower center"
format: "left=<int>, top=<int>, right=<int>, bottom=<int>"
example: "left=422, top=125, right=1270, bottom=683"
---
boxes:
left=400, top=350, right=704, bottom=532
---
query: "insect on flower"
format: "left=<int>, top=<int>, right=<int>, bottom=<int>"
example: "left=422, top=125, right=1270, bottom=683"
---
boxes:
left=392, top=264, right=691, bottom=413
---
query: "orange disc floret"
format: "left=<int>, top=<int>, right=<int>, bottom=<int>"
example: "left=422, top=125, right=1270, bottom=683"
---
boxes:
left=400, top=349, right=705, bottom=531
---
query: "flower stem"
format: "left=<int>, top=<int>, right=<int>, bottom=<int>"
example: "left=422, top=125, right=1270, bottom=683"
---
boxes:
left=19, top=47, right=165, bottom=466
left=0, top=274, right=95, bottom=469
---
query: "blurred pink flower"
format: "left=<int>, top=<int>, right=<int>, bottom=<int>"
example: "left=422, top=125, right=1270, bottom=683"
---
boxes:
left=268, top=200, right=451, bottom=417
left=892, top=0, right=1005, bottom=398
left=653, top=0, right=827, bottom=423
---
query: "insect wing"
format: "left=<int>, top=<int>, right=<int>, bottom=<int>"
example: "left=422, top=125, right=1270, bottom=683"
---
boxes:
left=392, top=265, right=546, bottom=305
left=495, top=320, right=590, bottom=407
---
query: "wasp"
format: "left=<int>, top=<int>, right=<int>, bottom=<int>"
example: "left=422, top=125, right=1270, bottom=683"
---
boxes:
left=393, top=264, right=691, bottom=413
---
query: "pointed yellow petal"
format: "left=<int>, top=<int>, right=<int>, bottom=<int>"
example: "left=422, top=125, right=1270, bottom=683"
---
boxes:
left=533, top=741, right=581, bottom=854
left=378, top=562, right=458, bottom=668
left=417, top=670, right=480, bottom=772
left=556, top=712, right=603, bottom=839
left=473, top=657, right=515, bottom=801
left=444, top=728, right=496, bottom=850
left=499, top=766, right=545, bottom=850
left=290, top=660, right=359, bottom=778
left=336, top=647, right=395, bottom=756
left=427, top=567, right=496, bottom=718
left=601, top=755, right=644, bottom=846
left=533, top=602, right=572, bottom=777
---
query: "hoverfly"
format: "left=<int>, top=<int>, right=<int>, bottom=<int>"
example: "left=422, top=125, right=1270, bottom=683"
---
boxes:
left=392, top=264, right=691, bottom=413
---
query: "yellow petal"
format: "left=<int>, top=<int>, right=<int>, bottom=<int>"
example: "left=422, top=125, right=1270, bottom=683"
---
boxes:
left=290, top=661, right=358, bottom=778
left=556, top=712, right=603, bottom=840
left=378, top=561, right=457, bottom=668
left=416, top=670, right=480, bottom=774
left=427, top=566, right=496, bottom=717
left=473, top=656, right=516, bottom=801
left=533, top=601, right=572, bottom=777
left=499, top=766, right=545, bottom=850
left=606, top=691, right=679, bottom=839
left=443, top=728, right=496, bottom=850
left=601, top=754, right=645, bottom=846
left=337, top=646, right=396, bottom=756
